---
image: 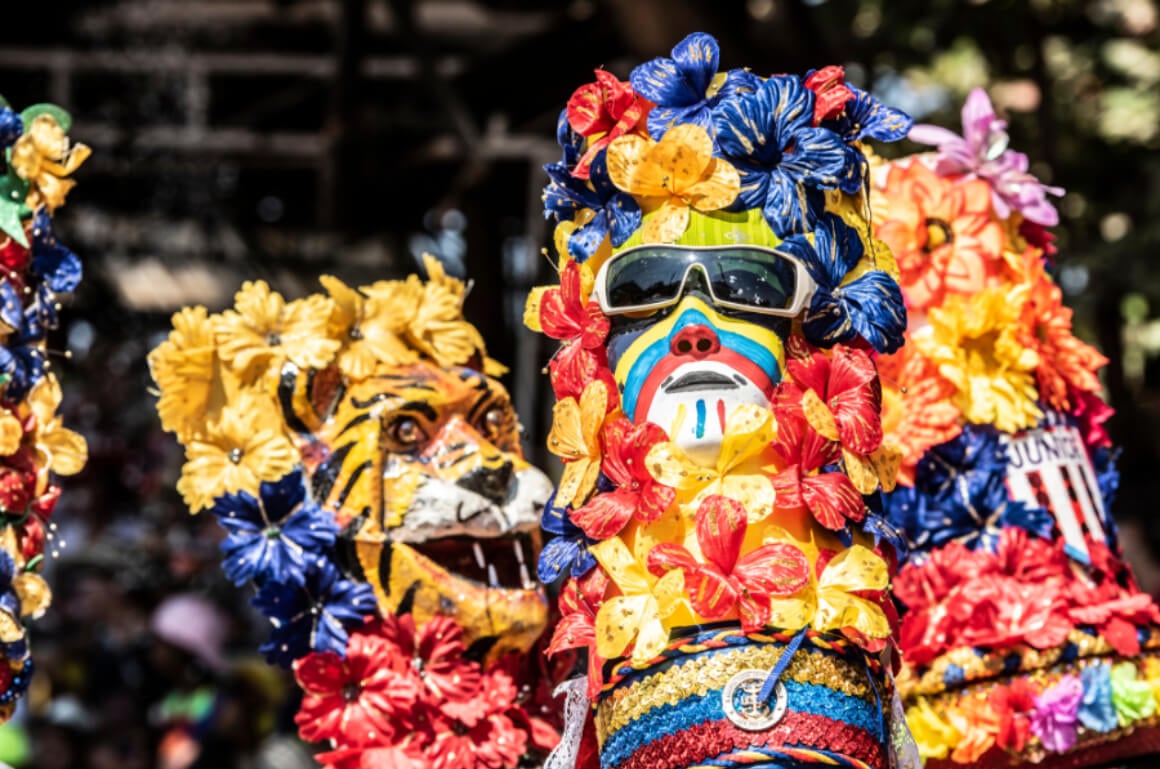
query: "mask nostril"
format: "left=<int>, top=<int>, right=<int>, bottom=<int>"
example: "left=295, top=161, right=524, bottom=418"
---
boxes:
left=696, top=338, right=712, bottom=352
left=677, top=340, right=692, bottom=353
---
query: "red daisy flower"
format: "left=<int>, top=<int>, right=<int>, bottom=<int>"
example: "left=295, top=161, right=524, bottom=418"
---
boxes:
left=382, top=613, right=483, bottom=725
left=293, top=628, right=419, bottom=747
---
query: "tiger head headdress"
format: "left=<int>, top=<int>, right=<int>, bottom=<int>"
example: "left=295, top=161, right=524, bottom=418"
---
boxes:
left=149, top=253, right=554, bottom=672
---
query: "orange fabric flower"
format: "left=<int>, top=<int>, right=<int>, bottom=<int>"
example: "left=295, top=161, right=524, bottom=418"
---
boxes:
left=874, top=160, right=1004, bottom=310
left=878, top=347, right=962, bottom=485
left=947, top=691, right=1000, bottom=763
left=1015, top=249, right=1108, bottom=411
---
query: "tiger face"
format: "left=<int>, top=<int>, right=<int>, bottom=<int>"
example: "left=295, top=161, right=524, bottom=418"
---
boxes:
left=287, top=361, right=552, bottom=660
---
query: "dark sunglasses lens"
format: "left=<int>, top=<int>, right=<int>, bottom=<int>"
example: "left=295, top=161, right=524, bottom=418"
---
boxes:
left=708, top=253, right=797, bottom=311
left=604, top=249, right=695, bottom=310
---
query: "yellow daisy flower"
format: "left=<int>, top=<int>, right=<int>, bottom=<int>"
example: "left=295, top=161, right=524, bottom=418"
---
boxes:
left=912, top=284, right=1041, bottom=434
left=214, top=281, right=340, bottom=381
left=320, top=275, right=418, bottom=381
left=403, top=254, right=487, bottom=369
left=9, top=113, right=91, bottom=211
left=175, top=393, right=297, bottom=513
left=148, top=306, right=219, bottom=441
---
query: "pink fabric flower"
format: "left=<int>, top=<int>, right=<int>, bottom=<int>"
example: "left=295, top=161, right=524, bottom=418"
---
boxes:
left=1030, top=675, right=1083, bottom=753
left=909, top=88, right=1063, bottom=226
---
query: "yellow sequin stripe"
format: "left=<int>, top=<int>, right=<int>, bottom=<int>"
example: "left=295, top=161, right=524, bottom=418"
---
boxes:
left=595, top=643, right=876, bottom=745
left=908, top=649, right=1160, bottom=762
left=898, top=626, right=1160, bottom=698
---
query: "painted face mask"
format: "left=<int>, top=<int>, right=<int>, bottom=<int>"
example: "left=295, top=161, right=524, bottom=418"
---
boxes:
left=875, top=88, right=1160, bottom=769
left=150, top=255, right=561, bottom=768
left=529, top=33, right=915, bottom=769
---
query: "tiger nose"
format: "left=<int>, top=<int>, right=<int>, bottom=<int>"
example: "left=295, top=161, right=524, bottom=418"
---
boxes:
left=456, top=461, right=514, bottom=506
left=671, top=325, right=720, bottom=359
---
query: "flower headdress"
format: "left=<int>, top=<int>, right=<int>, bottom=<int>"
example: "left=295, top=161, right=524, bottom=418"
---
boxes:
left=0, top=98, right=89, bottom=720
left=874, top=88, right=1160, bottom=768
left=150, top=256, right=561, bottom=769
left=529, top=32, right=917, bottom=769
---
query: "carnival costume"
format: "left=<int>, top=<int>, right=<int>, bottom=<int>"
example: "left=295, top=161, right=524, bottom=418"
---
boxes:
left=528, top=33, right=918, bottom=769
left=150, top=256, right=562, bottom=768
left=874, top=88, right=1160, bottom=767
left=0, top=99, right=89, bottom=720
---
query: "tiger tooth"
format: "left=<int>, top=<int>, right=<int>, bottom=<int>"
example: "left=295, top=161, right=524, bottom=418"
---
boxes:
left=513, top=538, right=526, bottom=566
left=487, top=563, right=500, bottom=588
left=519, top=561, right=533, bottom=590
left=473, top=542, right=486, bottom=570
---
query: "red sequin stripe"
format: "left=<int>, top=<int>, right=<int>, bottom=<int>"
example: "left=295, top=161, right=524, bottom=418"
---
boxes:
left=616, top=712, right=887, bottom=769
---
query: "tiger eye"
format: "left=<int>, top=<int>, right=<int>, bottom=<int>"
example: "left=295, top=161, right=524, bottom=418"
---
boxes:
left=484, top=407, right=505, bottom=437
left=394, top=417, right=421, bottom=444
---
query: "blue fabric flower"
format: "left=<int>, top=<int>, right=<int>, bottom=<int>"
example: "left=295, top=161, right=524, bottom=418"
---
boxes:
left=210, top=468, right=338, bottom=588
left=1079, top=662, right=1118, bottom=733
left=251, top=556, right=375, bottom=667
left=630, top=32, right=761, bottom=142
left=537, top=492, right=597, bottom=583
left=542, top=151, right=641, bottom=261
left=0, top=281, right=21, bottom=333
left=779, top=212, right=906, bottom=353
left=714, top=75, right=854, bottom=238
left=0, top=108, right=21, bottom=149
left=886, top=426, right=1054, bottom=554
left=30, top=209, right=81, bottom=294
left=0, top=550, right=23, bottom=632
left=1092, top=445, right=1121, bottom=514
left=826, top=86, right=914, bottom=144
left=859, top=511, right=909, bottom=564
left=0, top=308, right=46, bottom=401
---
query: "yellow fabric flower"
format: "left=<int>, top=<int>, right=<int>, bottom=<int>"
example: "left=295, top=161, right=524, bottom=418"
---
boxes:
left=591, top=536, right=686, bottom=664
left=912, top=284, right=1041, bottom=434
left=148, top=306, right=220, bottom=442
left=762, top=545, right=891, bottom=639
left=646, top=403, right=777, bottom=522
left=321, top=275, right=418, bottom=380
left=907, top=699, right=962, bottom=760
left=0, top=409, right=22, bottom=456
left=404, top=254, right=487, bottom=369
left=606, top=123, right=740, bottom=243
left=547, top=380, right=609, bottom=508
left=26, top=373, right=87, bottom=478
left=10, top=113, right=91, bottom=211
left=215, top=281, right=340, bottom=380
left=175, top=393, right=297, bottom=512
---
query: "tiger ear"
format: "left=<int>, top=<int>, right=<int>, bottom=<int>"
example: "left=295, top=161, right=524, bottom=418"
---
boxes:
left=277, top=362, right=345, bottom=436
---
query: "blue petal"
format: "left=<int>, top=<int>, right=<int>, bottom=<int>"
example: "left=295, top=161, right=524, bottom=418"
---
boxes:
left=802, top=294, right=855, bottom=349
left=761, top=170, right=812, bottom=238
left=0, top=108, right=22, bottom=149
left=808, top=213, right=864, bottom=289
left=646, top=105, right=711, bottom=142
left=833, top=270, right=907, bottom=354
left=30, top=210, right=81, bottom=293
left=779, top=126, right=857, bottom=190
left=0, top=550, right=14, bottom=589
left=716, top=69, right=763, bottom=101
left=312, top=610, right=353, bottom=656
left=631, top=32, right=719, bottom=109
left=0, top=282, right=21, bottom=333
left=259, top=469, right=307, bottom=521
left=845, top=87, right=914, bottom=143
left=538, top=535, right=581, bottom=583
left=670, top=32, right=719, bottom=98
left=569, top=213, right=611, bottom=262
left=1000, top=500, right=1054, bottom=540
left=607, top=193, right=642, bottom=248
left=861, top=512, right=910, bottom=564
left=211, top=489, right=264, bottom=530
left=280, top=506, right=339, bottom=552
left=1079, top=662, right=1118, bottom=733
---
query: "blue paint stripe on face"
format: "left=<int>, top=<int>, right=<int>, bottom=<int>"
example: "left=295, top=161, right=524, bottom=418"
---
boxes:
left=619, top=308, right=783, bottom=420
left=695, top=399, right=706, bottom=439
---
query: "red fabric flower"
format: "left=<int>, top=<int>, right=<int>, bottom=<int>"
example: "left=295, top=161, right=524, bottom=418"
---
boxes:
left=950, top=573, right=1073, bottom=651
left=780, top=342, right=883, bottom=455
left=1070, top=385, right=1114, bottom=449
left=316, top=745, right=426, bottom=769
left=993, top=679, right=1038, bottom=752
left=382, top=613, right=483, bottom=725
left=566, top=69, right=651, bottom=178
left=547, top=343, right=618, bottom=409
left=537, top=262, right=609, bottom=349
left=0, top=238, right=29, bottom=279
left=549, top=569, right=608, bottom=697
left=648, top=495, right=810, bottom=631
left=422, top=669, right=528, bottom=769
left=770, top=407, right=864, bottom=531
left=804, top=65, right=855, bottom=124
left=571, top=417, right=674, bottom=537
left=294, top=629, right=419, bottom=747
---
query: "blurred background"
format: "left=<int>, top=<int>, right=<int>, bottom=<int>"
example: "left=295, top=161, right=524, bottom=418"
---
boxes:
left=0, top=0, right=1158, bottom=767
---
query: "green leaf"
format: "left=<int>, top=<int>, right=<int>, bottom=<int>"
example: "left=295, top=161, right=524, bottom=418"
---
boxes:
left=19, top=103, right=71, bottom=133
left=0, top=172, right=29, bottom=247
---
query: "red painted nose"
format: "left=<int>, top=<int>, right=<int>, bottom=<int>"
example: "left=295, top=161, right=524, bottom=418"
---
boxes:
left=670, top=325, right=720, bottom=359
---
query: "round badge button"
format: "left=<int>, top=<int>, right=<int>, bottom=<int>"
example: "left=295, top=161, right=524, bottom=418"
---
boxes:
left=721, top=669, right=788, bottom=732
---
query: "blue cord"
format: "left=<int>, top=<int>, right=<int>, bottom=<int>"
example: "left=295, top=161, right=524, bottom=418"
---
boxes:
left=757, top=629, right=806, bottom=703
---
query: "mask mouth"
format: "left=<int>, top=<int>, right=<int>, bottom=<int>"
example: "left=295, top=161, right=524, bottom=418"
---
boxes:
left=664, top=370, right=742, bottom=394
left=407, top=531, right=539, bottom=591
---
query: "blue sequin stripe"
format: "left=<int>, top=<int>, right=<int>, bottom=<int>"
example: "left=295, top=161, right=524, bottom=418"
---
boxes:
left=600, top=679, right=884, bottom=769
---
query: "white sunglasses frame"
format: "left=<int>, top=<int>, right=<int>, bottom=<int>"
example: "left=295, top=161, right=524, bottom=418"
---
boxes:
left=592, top=243, right=817, bottom=318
